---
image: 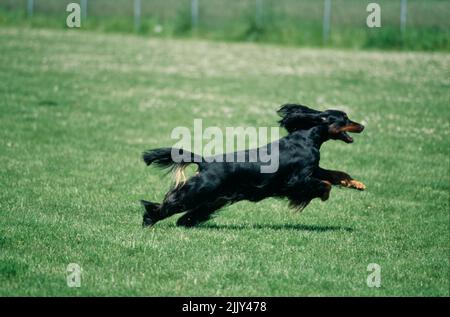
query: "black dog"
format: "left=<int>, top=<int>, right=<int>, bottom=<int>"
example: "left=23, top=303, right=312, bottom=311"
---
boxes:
left=141, top=104, right=365, bottom=227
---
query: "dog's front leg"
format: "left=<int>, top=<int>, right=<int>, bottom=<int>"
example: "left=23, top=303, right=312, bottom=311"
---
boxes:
left=314, top=167, right=365, bottom=190
left=287, top=177, right=332, bottom=211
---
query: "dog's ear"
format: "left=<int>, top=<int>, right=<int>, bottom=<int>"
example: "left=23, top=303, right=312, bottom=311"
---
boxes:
left=277, top=104, right=324, bottom=133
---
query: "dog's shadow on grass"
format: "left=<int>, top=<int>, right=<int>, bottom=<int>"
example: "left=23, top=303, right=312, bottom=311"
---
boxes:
left=198, top=223, right=353, bottom=232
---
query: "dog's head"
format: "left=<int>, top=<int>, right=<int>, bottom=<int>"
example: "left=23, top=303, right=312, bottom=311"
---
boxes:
left=277, top=104, right=364, bottom=143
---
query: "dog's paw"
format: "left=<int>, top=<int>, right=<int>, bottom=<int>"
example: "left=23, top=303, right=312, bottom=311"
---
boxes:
left=349, top=180, right=366, bottom=190
left=142, top=215, right=156, bottom=228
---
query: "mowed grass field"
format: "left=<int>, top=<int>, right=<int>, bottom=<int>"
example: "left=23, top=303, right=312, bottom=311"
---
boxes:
left=0, top=27, right=448, bottom=296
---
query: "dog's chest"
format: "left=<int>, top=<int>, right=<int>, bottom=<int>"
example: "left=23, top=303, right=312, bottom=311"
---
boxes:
left=282, top=148, right=320, bottom=173
left=298, top=147, right=320, bottom=165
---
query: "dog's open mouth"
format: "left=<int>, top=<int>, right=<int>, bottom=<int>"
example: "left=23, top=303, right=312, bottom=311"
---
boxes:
left=331, top=123, right=364, bottom=143
left=338, top=131, right=354, bottom=143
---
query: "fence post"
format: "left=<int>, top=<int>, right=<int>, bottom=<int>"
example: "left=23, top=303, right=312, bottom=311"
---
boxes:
left=134, top=0, right=141, bottom=32
left=27, top=0, right=34, bottom=17
left=191, top=0, right=199, bottom=28
left=323, top=0, right=331, bottom=44
left=400, top=0, right=407, bottom=34
left=81, top=0, right=87, bottom=20
left=255, top=0, right=263, bottom=25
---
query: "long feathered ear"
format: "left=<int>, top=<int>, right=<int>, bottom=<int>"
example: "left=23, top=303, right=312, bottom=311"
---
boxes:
left=277, top=104, right=324, bottom=133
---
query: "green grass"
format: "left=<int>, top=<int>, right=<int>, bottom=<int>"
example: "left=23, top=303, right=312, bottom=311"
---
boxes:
left=0, top=0, right=449, bottom=51
left=0, top=27, right=449, bottom=296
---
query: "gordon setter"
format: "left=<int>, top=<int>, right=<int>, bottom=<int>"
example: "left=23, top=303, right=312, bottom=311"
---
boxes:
left=141, top=104, right=365, bottom=227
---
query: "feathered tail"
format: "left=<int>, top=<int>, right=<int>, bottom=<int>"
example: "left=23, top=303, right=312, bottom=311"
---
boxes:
left=142, top=147, right=202, bottom=187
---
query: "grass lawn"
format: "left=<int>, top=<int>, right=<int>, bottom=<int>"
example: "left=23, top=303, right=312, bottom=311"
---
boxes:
left=0, top=27, right=448, bottom=296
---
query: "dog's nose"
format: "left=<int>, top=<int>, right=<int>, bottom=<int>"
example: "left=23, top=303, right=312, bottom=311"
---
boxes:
left=359, top=124, right=365, bottom=132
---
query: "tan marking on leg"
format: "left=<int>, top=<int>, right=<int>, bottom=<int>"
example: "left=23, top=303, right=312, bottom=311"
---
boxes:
left=349, top=179, right=366, bottom=190
left=321, top=180, right=332, bottom=201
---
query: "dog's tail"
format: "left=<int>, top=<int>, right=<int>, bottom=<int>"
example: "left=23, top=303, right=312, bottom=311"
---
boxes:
left=143, top=147, right=203, bottom=187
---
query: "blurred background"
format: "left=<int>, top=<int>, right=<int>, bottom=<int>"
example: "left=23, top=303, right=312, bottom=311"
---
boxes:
left=0, top=0, right=449, bottom=51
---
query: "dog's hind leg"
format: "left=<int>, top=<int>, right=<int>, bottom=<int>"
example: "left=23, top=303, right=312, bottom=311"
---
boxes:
left=141, top=180, right=198, bottom=227
left=176, top=210, right=212, bottom=228
left=142, top=173, right=223, bottom=227
left=141, top=193, right=188, bottom=227
left=176, top=199, right=226, bottom=228
left=288, top=177, right=332, bottom=211
left=141, top=200, right=161, bottom=227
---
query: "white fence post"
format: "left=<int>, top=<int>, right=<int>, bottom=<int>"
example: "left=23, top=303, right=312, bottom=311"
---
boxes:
left=81, top=0, right=87, bottom=20
left=400, top=0, right=407, bottom=34
left=255, top=0, right=263, bottom=25
left=323, top=0, right=332, bottom=44
left=134, top=0, right=141, bottom=32
left=27, top=0, right=34, bottom=17
left=191, top=0, right=199, bottom=28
